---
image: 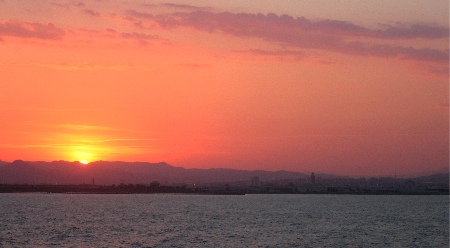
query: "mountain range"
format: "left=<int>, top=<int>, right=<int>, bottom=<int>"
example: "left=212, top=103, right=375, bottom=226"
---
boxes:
left=0, top=160, right=309, bottom=185
left=0, top=160, right=447, bottom=186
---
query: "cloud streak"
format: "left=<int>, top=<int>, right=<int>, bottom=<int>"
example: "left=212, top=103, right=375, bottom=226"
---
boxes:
left=434, top=102, right=449, bottom=109
left=75, top=138, right=159, bottom=143
left=51, top=1, right=84, bottom=9
left=105, top=28, right=158, bottom=45
left=57, top=124, right=119, bottom=131
left=160, top=3, right=212, bottom=11
left=127, top=10, right=449, bottom=63
left=83, top=9, right=100, bottom=17
left=167, top=11, right=449, bottom=40
left=312, top=20, right=449, bottom=39
left=36, top=62, right=129, bottom=71
left=142, top=3, right=212, bottom=11
left=0, top=20, right=65, bottom=40
left=236, top=49, right=306, bottom=62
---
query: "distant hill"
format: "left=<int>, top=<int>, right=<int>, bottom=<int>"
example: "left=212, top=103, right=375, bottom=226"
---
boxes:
left=413, top=173, right=449, bottom=185
left=0, top=160, right=308, bottom=185
left=1, top=160, right=447, bottom=186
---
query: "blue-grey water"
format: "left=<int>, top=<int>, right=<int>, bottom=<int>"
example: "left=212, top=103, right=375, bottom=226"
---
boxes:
left=0, top=194, right=448, bottom=247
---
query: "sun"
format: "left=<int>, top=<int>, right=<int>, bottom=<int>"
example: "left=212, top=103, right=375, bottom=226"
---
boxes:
left=72, top=149, right=94, bottom=165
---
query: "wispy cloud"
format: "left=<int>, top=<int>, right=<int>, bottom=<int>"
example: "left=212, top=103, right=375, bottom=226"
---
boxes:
left=125, top=9, right=153, bottom=19
left=0, top=141, right=155, bottom=151
left=51, top=2, right=71, bottom=10
left=83, top=9, right=100, bottom=17
left=159, top=3, right=212, bottom=11
left=36, top=62, right=129, bottom=71
left=51, top=1, right=84, bottom=9
left=434, top=102, right=449, bottom=109
left=75, top=138, right=158, bottom=143
left=177, top=63, right=211, bottom=68
left=0, top=20, right=65, bottom=40
left=126, top=10, right=449, bottom=40
left=236, top=49, right=306, bottom=62
left=14, top=107, right=89, bottom=113
left=142, top=3, right=211, bottom=11
left=425, top=65, right=450, bottom=77
left=126, top=10, right=448, bottom=63
left=57, top=124, right=119, bottom=131
left=311, top=20, right=449, bottom=39
left=105, top=28, right=158, bottom=45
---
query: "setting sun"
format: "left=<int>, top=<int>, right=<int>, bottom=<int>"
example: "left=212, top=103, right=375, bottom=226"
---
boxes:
left=0, top=1, right=447, bottom=246
left=72, top=150, right=94, bottom=165
left=0, top=0, right=447, bottom=177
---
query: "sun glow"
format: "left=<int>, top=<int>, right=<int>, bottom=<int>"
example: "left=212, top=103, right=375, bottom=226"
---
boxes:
left=72, top=149, right=94, bottom=165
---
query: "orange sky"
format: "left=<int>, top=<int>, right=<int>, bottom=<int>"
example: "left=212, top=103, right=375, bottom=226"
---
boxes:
left=0, top=0, right=448, bottom=177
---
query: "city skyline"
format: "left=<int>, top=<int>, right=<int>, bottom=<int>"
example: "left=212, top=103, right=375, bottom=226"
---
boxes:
left=0, top=0, right=448, bottom=177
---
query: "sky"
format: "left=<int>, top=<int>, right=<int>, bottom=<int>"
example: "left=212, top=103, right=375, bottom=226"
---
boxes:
left=0, top=0, right=448, bottom=177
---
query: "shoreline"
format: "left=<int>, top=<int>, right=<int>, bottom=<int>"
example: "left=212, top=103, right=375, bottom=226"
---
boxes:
left=1, top=184, right=447, bottom=195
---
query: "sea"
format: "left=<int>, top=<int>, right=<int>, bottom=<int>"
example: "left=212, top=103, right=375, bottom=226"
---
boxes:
left=0, top=194, right=448, bottom=247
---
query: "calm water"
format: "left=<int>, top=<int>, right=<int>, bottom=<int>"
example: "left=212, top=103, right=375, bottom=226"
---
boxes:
left=0, top=194, right=448, bottom=247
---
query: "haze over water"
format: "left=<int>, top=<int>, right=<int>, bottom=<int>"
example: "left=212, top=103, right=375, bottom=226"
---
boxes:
left=1, top=194, right=448, bottom=247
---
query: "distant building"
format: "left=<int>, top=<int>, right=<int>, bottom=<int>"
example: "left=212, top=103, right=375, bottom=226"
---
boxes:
left=251, top=176, right=260, bottom=187
left=149, top=181, right=160, bottom=188
left=311, top=173, right=316, bottom=184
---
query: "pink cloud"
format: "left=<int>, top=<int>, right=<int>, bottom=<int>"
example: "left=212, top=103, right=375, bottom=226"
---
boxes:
left=0, top=21, right=65, bottom=40
left=177, top=63, right=211, bottom=68
left=158, top=3, right=212, bottom=11
left=425, top=65, right=450, bottom=77
left=434, top=102, right=449, bottom=109
left=51, top=2, right=70, bottom=9
left=375, top=23, right=449, bottom=39
left=104, top=28, right=158, bottom=45
left=126, top=9, right=153, bottom=19
left=51, top=1, right=84, bottom=10
left=142, top=3, right=211, bottom=11
left=126, top=10, right=449, bottom=63
left=83, top=9, right=100, bottom=17
left=128, top=10, right=449, bottom=40
left=312, top=20, right=449, bottom=39
left=236, top=49, right=306, bottom=62
left=121, top=31, right=158, bottom=45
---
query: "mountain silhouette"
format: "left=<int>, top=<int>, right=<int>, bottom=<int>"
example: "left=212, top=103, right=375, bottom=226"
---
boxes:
left=1, top=160, right=447, bottom=186
left=0, top=160, right=308, bottom=185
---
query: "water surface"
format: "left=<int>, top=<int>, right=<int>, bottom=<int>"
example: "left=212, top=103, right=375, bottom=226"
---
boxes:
left=0, top=194, right=448, bottom=247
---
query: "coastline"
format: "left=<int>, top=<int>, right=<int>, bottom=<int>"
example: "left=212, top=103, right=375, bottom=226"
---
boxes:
left=1, top=184, right=447, bottom=195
